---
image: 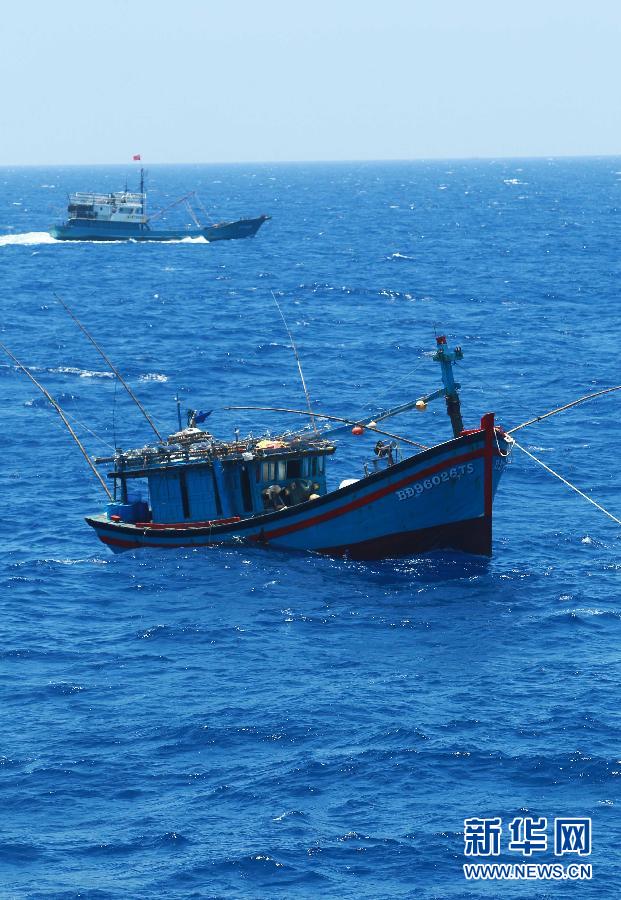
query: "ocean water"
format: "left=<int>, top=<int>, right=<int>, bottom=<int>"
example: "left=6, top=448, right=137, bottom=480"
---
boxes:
left=0, top=159, right=619, bottom=899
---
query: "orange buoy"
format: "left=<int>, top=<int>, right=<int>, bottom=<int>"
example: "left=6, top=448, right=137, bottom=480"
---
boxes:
left=351, top=425, right=364, bottom=436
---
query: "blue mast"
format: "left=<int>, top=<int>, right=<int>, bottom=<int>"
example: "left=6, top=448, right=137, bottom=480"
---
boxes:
left=416, top=335, right=464, bottom=437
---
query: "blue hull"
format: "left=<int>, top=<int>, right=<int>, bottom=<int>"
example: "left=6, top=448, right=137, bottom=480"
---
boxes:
left=86, top=417, right=510, bottom=560
left=49, top=215, right=269, bottom=242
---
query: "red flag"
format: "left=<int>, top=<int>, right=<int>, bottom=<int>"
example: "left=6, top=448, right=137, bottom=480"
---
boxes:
left=132, top=154, right=141, bottom=161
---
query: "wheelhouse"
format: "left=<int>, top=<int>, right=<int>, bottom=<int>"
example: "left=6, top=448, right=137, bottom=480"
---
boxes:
left=99, top=429, right=335, bottom=526
left=67, top=190, right=147, bottom=224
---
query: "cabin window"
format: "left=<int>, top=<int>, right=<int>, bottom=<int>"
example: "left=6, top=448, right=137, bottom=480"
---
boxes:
left=276, top=461, right=286, bottom=481
left=310, top=456, right=324, bottom=476
left=286, top=459, right=302, bottom=478
left=261, top=461, right=275, bottom=482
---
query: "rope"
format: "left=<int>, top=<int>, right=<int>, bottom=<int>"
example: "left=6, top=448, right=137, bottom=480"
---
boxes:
left=61, top=407, right=116, bottom=451
left=514, top=441, right=620, bottom=526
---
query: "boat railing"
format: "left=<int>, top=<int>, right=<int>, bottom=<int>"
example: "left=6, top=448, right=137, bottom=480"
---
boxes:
left=95, top=437, right=336, bottom=473
left=69, top=191, right=145, bottom=206
left=363, top=442, right=402, bottom=477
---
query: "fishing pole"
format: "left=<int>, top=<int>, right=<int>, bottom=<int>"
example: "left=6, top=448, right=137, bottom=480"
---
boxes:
left=508, top=385, right=621, bottom=435
left=270, top=291, right=317, bottom=432
left=226, top=405, right=429, bottom=449
left=54, top=293, right=163, bottom=441
left=0, top=342, right=113, bottom=499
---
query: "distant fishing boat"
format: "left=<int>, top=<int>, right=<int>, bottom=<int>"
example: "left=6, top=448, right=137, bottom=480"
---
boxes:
left=84, top=336, right=513, bottom=559
left=49, top=168, right=270, bottom=242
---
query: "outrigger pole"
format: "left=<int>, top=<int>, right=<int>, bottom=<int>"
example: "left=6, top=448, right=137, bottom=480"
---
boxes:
left=147, top=191, right=197, bottom=224
left=226, top=405, right=429, bottom=449
left=54, top=293, right=163, bottom=441
left=508, top=384, right=621, bottom=434
left=0, top=342, right=113, bottom=500
left=270, top=291, right=317, bottom=433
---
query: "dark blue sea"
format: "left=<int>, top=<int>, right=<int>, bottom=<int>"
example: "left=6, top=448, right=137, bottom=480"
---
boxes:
left=1, top=159, right=619, bottom=898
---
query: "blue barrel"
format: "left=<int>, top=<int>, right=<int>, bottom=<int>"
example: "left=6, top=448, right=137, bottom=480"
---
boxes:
left=106, top=501, right=150, bottom=523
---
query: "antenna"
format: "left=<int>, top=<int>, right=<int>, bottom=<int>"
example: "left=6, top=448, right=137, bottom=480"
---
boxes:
left=54, top=293, right=163, bottom=441
left=270, top=291, right=317, bottom=432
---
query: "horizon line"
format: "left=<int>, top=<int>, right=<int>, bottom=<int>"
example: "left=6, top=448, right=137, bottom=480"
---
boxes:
left=1, top=152, right=621, bottom=168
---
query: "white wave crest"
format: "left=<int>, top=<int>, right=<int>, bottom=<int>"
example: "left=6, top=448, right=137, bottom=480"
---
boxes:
left=51, top=366, right=114, bottom=379
left=139, top=373, right=168, bottom=382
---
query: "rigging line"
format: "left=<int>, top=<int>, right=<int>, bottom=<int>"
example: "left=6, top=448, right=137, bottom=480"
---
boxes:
left=226, top=405, right=429, bottom=449
left=362, top=363, right=422, bottom=411
left=514, top=441, right=620, bottom=526
left=508, top=385, right=621, bottom=435
left=57, top=406, right=116, bottom=451
left=42, top=405, right=113, bottom=455
left=146, top=191, right=196, bottom=223
left=54, top=293, right=163, bottom=441
left=194, top=195, right=213, bottom=224
left=185, top=199, right=202, bottom=229
left=270, top=291, right=317, bottom=432
left=0, top=342, right=113, bottom=500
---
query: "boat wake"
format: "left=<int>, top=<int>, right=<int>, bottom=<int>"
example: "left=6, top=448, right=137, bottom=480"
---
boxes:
left=0, top=232, right=211, bottom=246
left=0, top=231, right=59, bottom=246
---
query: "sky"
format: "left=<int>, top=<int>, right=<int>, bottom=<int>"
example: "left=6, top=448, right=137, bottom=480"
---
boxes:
left=1, top=0, right=620, bottom=165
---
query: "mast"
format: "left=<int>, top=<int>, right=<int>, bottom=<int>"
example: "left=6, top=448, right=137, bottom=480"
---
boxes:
left=140, top=167, right=145, bottom=216
left=434, top=335, right=464, bottom=437
left=415, top=335, right=464, bottom=437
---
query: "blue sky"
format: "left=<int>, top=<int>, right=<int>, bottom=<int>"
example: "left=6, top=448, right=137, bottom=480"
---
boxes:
left=1, top=0, right=619, bottom=164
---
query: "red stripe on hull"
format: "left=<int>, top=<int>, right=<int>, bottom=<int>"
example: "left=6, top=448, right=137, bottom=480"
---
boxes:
left=258, top=448, right=484, bottom=542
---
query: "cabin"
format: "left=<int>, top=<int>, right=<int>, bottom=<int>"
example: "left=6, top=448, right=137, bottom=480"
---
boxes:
left=102, top=432, right=335, bottom=526
left=67, top=190, right=146, bottom=224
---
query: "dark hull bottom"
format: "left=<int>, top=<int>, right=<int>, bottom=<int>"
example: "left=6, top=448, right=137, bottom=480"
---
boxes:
left=87, top=515, right=492, bottom=561
left=321, top=516, right=492, bottom=560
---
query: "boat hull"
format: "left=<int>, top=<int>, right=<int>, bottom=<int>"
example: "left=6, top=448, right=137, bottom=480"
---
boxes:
left=86, top=418, right=511, bottom=560
left=49, top=215, right=270, bottom=242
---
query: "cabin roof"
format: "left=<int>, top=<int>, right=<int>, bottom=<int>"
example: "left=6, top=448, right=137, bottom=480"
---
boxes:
left=95, top=428, right=336, bottom=479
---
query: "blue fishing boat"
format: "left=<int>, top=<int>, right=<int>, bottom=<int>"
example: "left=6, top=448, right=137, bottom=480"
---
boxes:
left=49, top=169, right=270, bottom=242
left=84, top=337, right=513, bottom=559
